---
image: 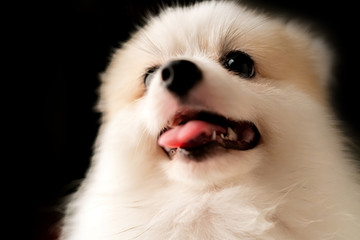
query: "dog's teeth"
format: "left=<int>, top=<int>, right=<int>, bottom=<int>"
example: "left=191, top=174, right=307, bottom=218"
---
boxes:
left=212, top=130, right=216, bottom=140
left=220, top=133, right=225, bottom=139
left=227, top=127, right=238, bottom=141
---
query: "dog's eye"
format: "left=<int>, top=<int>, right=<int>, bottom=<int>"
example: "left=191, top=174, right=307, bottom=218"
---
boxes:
left=223, top=51, right=255, bottom=78
left=144, top=66, right=159, bottom=88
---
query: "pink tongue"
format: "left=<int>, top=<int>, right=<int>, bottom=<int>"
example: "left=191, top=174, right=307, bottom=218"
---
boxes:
left=158, top=120, right=226, bottom=148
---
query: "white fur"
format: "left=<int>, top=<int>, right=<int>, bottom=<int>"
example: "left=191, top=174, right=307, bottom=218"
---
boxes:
left=60, top=1, right=360, bottom=239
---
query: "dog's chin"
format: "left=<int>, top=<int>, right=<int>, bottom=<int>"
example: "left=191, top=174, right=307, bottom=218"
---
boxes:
left=161, top=145, right=264, bottom=186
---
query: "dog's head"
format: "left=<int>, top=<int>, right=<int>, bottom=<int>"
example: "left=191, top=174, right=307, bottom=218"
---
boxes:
left=97, top=1, right=332, bottom=187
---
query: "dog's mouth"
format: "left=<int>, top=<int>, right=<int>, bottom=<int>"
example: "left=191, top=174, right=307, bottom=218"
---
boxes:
left=158, top=110, right=260, bottom=159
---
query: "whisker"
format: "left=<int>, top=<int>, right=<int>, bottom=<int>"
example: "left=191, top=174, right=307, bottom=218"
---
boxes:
left=117, top=225, right=143, bottom=234
left=130, top=225, right=153, bottom=240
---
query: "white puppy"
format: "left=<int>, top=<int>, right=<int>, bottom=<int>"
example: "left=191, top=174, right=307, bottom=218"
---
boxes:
left=60, top=1, right=360, bottom=239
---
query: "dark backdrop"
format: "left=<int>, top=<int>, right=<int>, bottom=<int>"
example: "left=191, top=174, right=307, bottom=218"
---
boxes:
left=22, top=0, right=359, bottom=239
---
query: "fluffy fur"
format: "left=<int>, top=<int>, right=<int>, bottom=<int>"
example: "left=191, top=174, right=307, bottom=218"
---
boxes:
left=60, top=1, right=360, bottom=239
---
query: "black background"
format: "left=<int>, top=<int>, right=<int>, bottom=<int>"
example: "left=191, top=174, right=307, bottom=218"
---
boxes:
left=17, top=0, right=359, bottom=239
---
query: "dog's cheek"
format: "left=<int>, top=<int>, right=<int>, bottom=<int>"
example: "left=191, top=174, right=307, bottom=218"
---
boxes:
left=141, top=77, right=179, bottom=136
left=92, top=105, right=167, bottom=190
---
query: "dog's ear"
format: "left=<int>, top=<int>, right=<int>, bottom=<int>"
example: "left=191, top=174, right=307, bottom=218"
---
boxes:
left=95, top=49, right=145, bottom=123
left=285, top=21, right=334, bottom=89
left=95, top=71, right=108, bottom=121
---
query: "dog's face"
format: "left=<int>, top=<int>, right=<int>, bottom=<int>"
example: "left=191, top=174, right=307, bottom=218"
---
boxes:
left=97, top=2, right=332, bottom=187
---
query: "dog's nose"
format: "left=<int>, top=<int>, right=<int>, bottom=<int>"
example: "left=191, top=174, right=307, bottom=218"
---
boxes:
left=161, top=60, right=202, bottom=97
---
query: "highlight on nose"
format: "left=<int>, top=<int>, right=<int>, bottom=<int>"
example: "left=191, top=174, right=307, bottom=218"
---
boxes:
left=161, top=60, right=202, bottom=97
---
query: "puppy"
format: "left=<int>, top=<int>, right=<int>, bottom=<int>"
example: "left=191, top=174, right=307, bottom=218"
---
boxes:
left=60, top=1, right=360, bottom=239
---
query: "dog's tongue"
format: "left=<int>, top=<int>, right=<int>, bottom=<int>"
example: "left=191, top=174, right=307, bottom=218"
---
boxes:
left=158, top=120, right=226, bottom=148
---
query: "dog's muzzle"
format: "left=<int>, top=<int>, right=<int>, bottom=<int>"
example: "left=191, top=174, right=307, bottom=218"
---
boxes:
left=157, top=60, right=260, bottom=160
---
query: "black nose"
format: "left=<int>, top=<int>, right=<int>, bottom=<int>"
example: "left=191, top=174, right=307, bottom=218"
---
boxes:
left=161, top=60, right=202, bottom=97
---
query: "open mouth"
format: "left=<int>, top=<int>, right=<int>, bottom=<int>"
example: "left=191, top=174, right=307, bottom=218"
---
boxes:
left=158, top=110, right=260, bottom=159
